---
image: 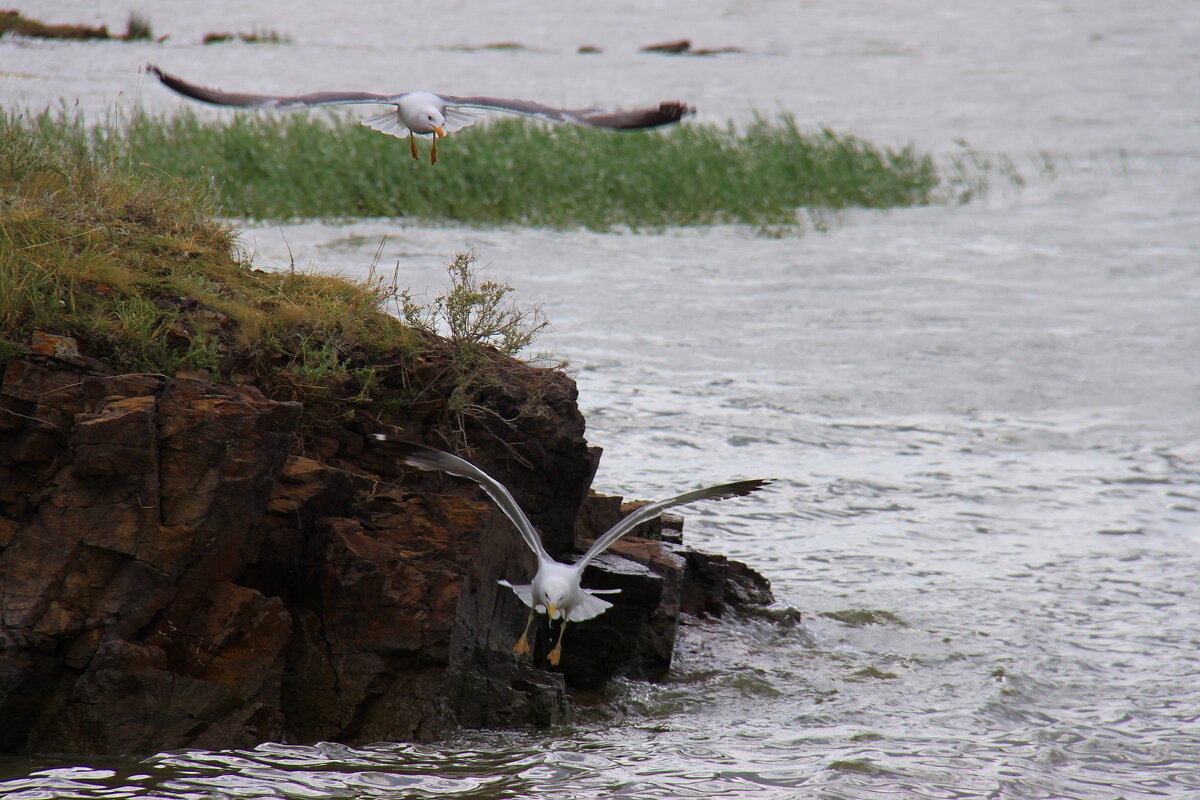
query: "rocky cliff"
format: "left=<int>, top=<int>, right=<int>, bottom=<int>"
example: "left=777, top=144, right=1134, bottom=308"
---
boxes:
left=0, top=341, right=772, bottom=757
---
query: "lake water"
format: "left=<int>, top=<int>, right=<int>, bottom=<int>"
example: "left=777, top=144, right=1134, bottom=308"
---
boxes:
left=3, top=0, right=1200, bottom=797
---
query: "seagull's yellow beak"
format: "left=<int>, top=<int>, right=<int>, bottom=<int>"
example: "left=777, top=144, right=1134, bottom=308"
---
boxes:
left=547, top=604, right=557, bottom=622
left=433, top=125, right=445, bottom=138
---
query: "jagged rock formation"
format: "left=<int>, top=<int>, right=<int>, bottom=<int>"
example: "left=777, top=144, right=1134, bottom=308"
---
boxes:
left=0, top=343, right=772, bottom=757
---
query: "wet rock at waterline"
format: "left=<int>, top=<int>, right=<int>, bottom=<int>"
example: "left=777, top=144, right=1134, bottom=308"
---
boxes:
left=0, top=341, right=772, bottom=756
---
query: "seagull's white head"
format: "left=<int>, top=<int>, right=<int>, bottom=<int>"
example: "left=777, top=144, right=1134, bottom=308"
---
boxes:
left=397, top=93, right=447, bottom=137
left=538, top=577, right=574, bottom=622
left=418, top=108, right=446, bottom=138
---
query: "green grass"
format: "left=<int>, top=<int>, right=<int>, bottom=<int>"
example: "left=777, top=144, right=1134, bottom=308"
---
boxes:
left=0, top=116, right=551, bottom=440
left=1, top=116, right=408, bottom=377
left=21, top=109, right=945, bottom=231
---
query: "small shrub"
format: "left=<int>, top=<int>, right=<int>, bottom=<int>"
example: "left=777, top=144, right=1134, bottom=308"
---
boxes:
left=401, top=252, right=548, bottom=359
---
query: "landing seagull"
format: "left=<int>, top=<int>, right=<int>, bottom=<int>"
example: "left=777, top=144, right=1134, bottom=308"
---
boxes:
left=145, top=64, right=694, bottom=163
left=372, top=436, right=770, bottom=665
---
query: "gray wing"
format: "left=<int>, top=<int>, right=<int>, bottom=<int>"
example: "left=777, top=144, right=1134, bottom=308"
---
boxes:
left=440, top=95, right=694, bottom=130
left=576, top=479, right=771, bottom=569
left=147, top=64, right=397, bottom=109
left=146, top=67, right=692, bottom=128
left=371, top=435, right=551, bottom=562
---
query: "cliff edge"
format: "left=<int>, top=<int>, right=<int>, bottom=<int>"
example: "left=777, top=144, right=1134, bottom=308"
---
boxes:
left=0, top=342, right=771, bottom=757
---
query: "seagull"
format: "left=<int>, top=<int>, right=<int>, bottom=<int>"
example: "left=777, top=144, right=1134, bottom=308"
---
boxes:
left=372, top=436, right=770, bottom=665
left=145, top=64, right=694, bottom=163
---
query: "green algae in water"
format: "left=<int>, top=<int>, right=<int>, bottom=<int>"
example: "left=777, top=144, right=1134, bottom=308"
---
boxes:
left=819, top=609, right=907, bottom=627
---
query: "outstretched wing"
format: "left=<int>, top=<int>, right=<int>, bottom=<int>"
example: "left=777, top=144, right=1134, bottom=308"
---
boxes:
left=576, top=479, right=771, bottom=570
left=440, top=95, right=694, bottom=130
left=147, top=64, right=398, bottom=109
left=146, top=66, right=693, bottom=130
left=371, top=435, right=551, bottom=562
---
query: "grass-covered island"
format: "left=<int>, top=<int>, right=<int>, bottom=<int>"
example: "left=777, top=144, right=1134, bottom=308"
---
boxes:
left=14, top=108, right=974, bottom=231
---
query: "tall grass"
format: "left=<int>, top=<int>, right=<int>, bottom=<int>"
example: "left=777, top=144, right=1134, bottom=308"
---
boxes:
left=21, top=109, right=943, bottom=230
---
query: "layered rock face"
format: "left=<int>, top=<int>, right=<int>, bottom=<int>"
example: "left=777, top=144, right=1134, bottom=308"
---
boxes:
left=0, top=347, right=771, bottom=756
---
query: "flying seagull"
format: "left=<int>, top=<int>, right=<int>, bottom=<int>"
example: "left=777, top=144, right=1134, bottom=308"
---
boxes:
left=145, top=64, right=694, bottom=163
left=372, top=436, right=770, bottom=665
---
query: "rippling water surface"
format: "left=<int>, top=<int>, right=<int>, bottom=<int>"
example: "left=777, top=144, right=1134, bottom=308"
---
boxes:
left=4, top=0, right=1199, bottom=797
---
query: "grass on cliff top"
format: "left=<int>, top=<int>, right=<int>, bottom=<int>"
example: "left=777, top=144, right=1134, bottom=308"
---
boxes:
left=22, top=108, right=946, bottom=231
left=0, top=117, right=548, bottom=429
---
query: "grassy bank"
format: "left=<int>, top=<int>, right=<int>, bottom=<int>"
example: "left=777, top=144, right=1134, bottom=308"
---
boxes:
left=19, top=109, right=943, bottom=230
left=0, top=119, right=549, bottom=438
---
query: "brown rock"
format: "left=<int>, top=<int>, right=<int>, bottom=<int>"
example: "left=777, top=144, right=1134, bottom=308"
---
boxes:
left=29, top=331, right=80, bottom=359
left=566, top=491, right=775, bottom=684
left=0, top=353, right=772, bottom=756
left=0, top=363, right=300, bottom=755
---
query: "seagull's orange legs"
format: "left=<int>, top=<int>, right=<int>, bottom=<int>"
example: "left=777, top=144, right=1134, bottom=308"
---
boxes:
left=513, top=609, right=536, bottom=655
left=547, top=619, right=569, bottom=666
left=409, top=133, right=419, bottom=161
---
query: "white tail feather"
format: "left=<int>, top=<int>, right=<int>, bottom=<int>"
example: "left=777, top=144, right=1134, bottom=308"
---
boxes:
left=568, top=590, right=615, bottom=622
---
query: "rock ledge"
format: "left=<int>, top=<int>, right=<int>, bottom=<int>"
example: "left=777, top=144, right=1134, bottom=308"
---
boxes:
left=0, top=345, right=771, bottom=756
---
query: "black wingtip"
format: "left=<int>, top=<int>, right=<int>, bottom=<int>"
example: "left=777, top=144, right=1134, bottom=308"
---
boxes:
left=583, top=100, right=697, bottom=130
left=143, top=64, right=232, bottom=106
left=145, top=63, right=175, bottom=88
left=145, top=63, right=191, bottom=96
left=640, top=101, right=695, bottom=128
left=370, top=434, right=461, bottom=473
left=663, top=101, right=697, bottom=122
left=711, top=478, right=773, bottom=500
left=369, top=433, right=432, bottom=464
